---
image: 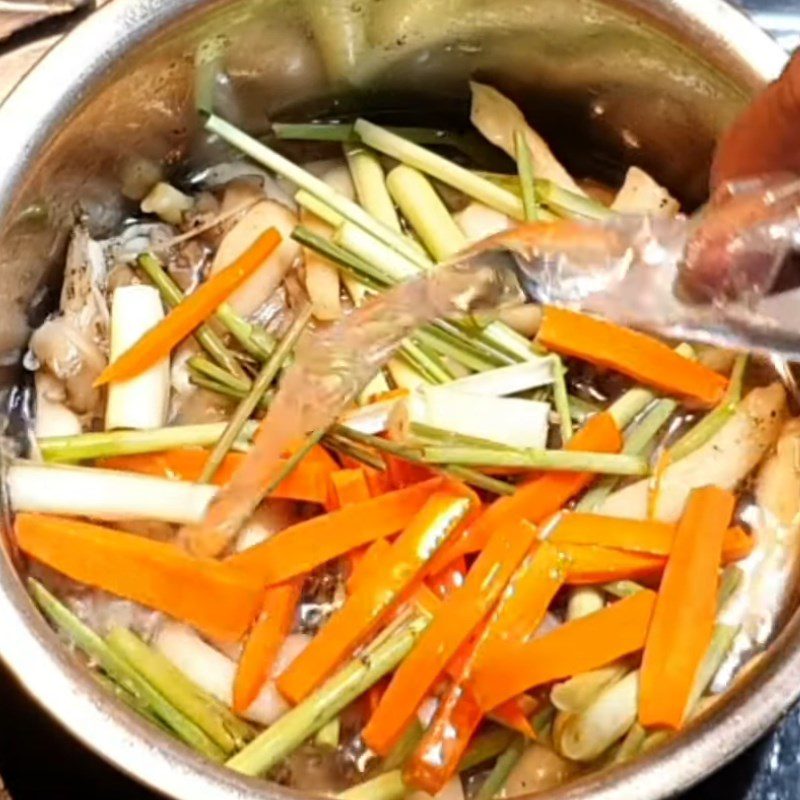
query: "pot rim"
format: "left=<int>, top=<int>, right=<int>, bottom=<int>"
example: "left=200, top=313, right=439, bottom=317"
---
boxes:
left=0, top=1, right=791, bottom=799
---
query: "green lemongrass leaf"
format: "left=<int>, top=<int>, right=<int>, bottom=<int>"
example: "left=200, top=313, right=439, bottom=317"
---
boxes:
left=551, top=356, right=574, bottom=442
left=188, top=356, right=252, bottom=394
left=345, top=145, right=404, bottom=232
left=475, top=734, right=527, bottom=800
left=515, top=131, right=539, bottom=222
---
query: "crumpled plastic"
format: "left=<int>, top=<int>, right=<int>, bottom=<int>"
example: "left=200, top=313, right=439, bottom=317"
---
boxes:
left=490, top=174, right=800, bottom=359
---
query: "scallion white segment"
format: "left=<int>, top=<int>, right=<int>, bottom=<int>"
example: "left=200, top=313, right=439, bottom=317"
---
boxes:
left=396, top=386, right=550, bottom=449
left=355, top=118, right=524, bottom=220
left=105, top=285, right=170, bottom=432
left=445, top=358, right=555, bottom=396
left=8, top=463, right=215, bottom=525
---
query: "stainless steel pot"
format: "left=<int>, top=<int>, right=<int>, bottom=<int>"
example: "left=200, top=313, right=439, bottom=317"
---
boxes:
left=0, top=1, right=791, bottom=798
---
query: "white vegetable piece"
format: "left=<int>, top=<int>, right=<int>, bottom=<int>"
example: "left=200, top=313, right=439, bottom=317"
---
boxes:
left=387, top=358, right=430, bottom=392
left=599, top=383, right=787, bottom=522
left=8, top=463, right=215, bottom=525
left=407, top=776, right=465, bottom=800
left=611, top=167, right=680, bottom=217
left=393, top=385, right=550, bottom=449
left=154, top=622, right=310, bottom=726
left=140, top=182, right=194, bottom=225
left=34, top=373, right=82, bottom=439
left=210, top=200, right=300, bottom=317
left=470, top=82, right=584, bottom=195
left=445, top=358, right=555, bottom=397
left=339, top=391, right=408, bottom=435
left=558, top=671, right=639, bottom=762
left=503, top=743, right=575, bottom=798
left=105, top=285, right=170, bottom=431
left=454, top=202, right=512, bottom=244
left=301, top=209, right=342, bottom=321
left=551, top=662, right=629, bottom=714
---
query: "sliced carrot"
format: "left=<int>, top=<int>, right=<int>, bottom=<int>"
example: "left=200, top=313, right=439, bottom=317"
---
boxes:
left=233, top=579, right=302, bottom=713
left=99, top=446, right=336, bottom=505
left=491, top=697, right=538, bottom=739
left=348, top=539, right=392, bottom=593
left=549, top=513, right=750, bottom=559
left=559, top=544, right=665, bottom=584
left=225, top=478, right=444, bottom=584
left=537, top=307, right=728, bottom=407
left=326, top=468, right=371, bottom=512
left=362, top=519, right=540, bottom=756
left=277, top=493, right=471, bottom=703
left=436, top=412, right=622, bottom=565
left=470, top=590, right=657, bottom=712
left=639, top=487, right=735, bottom=730
left=384, top=452, right=437, bottom=489
left=15, top=513, right=261, bottom=642
left=426, top=556, right=467, bottom=599
left=96, top=228, right=282, bottom=386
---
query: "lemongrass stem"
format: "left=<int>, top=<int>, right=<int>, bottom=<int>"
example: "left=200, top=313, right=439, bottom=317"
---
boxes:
left=461, top=727, right=518, bottom=771
left=136, top=254, right=248, bottom=378
left=335, top=425, right=516, bottom=495
left=602, top=580, right=645, bottom=599
left=423, top=446, right=648, bottom=475
left=334, top=221, right=424, bottom=281
left=551, top=356, right=573, bottom=442
left=226, top=613, right=430, bottom=776
left=324, top=434, right=387, bottom=471
left=106, top=627, right=253, bottom=754
left=345, top=146, right=403, bottom=232
left=400, top=339, right=452, bottom=384
left=355, top=119, right=524, bottom=219
left=216, top=303, right=276, bottom=360
left=340, top=772, right=406, bottom=800
left=475, top=734, right=526, bottom=800
left=413, top=326, right=497, bottom=373
left=670, top=353, right=748, bottom=461
left=189, top=373, right=271, bottom=409
left=614, top=722, right=647, bottom=763
left=206, top=114, right=427, bottom=268
left=515, top=131, right=539, bottom=222
left=314, top=717, right=341, bottom=749
left=295, top=189, right=345, bottom=227
left=188, top=356, right=251, bottom=394
left=29, top=580, right=226, bottom=761
left=38, top=422, right=259, bottom=462
left=382, top=718, right=425, bottom=771
left=386, top=164, right=467, bottom=261
left=200, top=306, right=312, bottom=482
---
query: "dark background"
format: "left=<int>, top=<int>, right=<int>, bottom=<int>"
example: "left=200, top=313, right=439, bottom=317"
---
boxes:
left=0, top=0, right=799, bottom=798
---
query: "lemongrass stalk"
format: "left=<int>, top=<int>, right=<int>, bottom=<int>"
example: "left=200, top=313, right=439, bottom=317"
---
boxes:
left=335, top=221, right=426, bottom=281
left=137, top=254, right=249, bottom=377
left=412, top=339, right=460, bottom=381
left=433, top=319, right=511, bottom=368
left=345, top=146, right=403, bottom=232
left=324, top=434, right=387, bottom=471
left=314, top=717, right=341, bottom=749
left=614, top=722, right=647, bottom=763
left=190, top=373, right=269, bottom=406
left=382, top=718, right=425, bottom=771
left=332, top=424, right=516, bottom=496
left=38, top=421, right=259, bottom=462
left=577, top=397, right=677, bottom=511
left=461, top=727, right=518, bottom=770
left=536, top=179, right=613, bottom=221
left=414, top=326, right=497, bottom=373
left=355, top=119, right=524, bottom=219
left=423, top=446, right=648, bottom=475
left=206, top=114, right=427, bottom=267
left=106, top=627, right=253, bottom=754
left=340, top=771, right=406, bottom=800
left=93, top=672, right=170, bottom=733
left=670, top=353, right=748, bottom=461
left=688, top=623, right=739, bottom=712
left=188, top=356, right=251, bottom=394
left=10, top=461, right=215, bottom=525
left=259, top=429, right=328, bottom=502
left=215, top=303, right=276, bottom=361
left=272, top=122, right=502, bottom=164
left=29, top=580, right=226, bottom=761
left=295, top=189, right=345, bottom=228
left=475, top=734, right=526, bottom=800
left=552, top=356, right=574, bottom=442
left=551, top=663, right=629, bottom=714
left=200, top=306, right=312, bottom=482
left=226, top=613, right=430, bottom=776
left=292, top=225, right=389, bottom=288
left=399, top=339, right=452, bottom=384
left=515, top=131, right=539, bottom=222
left=386, top=164, right=467, bottom=261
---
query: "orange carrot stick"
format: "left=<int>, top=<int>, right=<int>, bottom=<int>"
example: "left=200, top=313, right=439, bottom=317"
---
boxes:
left=471, top=590, right=657, bottom=712
left=362, top=519, right=540, bottom=756
left=15, top=513, right=262, bottom=641
left=233, top=579, right=302, bottom=713
left=406, top=544, right=561, bottom=794
left=277, top=493, right=471, bottom=703
left=639, top=487, right=735, bottom=730
left=434, top=412, right=622, bottom=568
left=226, top=478, right=444, bottom=584
left=326, top=467, right=372, bottom=511
left=348, top=539, right=392, bottom=593
left=96, top=229, right=282, bottom=386
left=426, top=556, right=467, bottom=599
left=537, top=307, right=728, bottom=407
left=549, top=512, right=750, bottom=559
left=99, top=446, right=336, bottom=505
left=559, top=544, right=665, bottom=584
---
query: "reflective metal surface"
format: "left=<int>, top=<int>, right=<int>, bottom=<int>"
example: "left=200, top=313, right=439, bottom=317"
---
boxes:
left=0, top=1, right=792, bottom=799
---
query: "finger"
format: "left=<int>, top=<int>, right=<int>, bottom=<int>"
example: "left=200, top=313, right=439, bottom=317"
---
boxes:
left=711, top=51, right=800, bottom=189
